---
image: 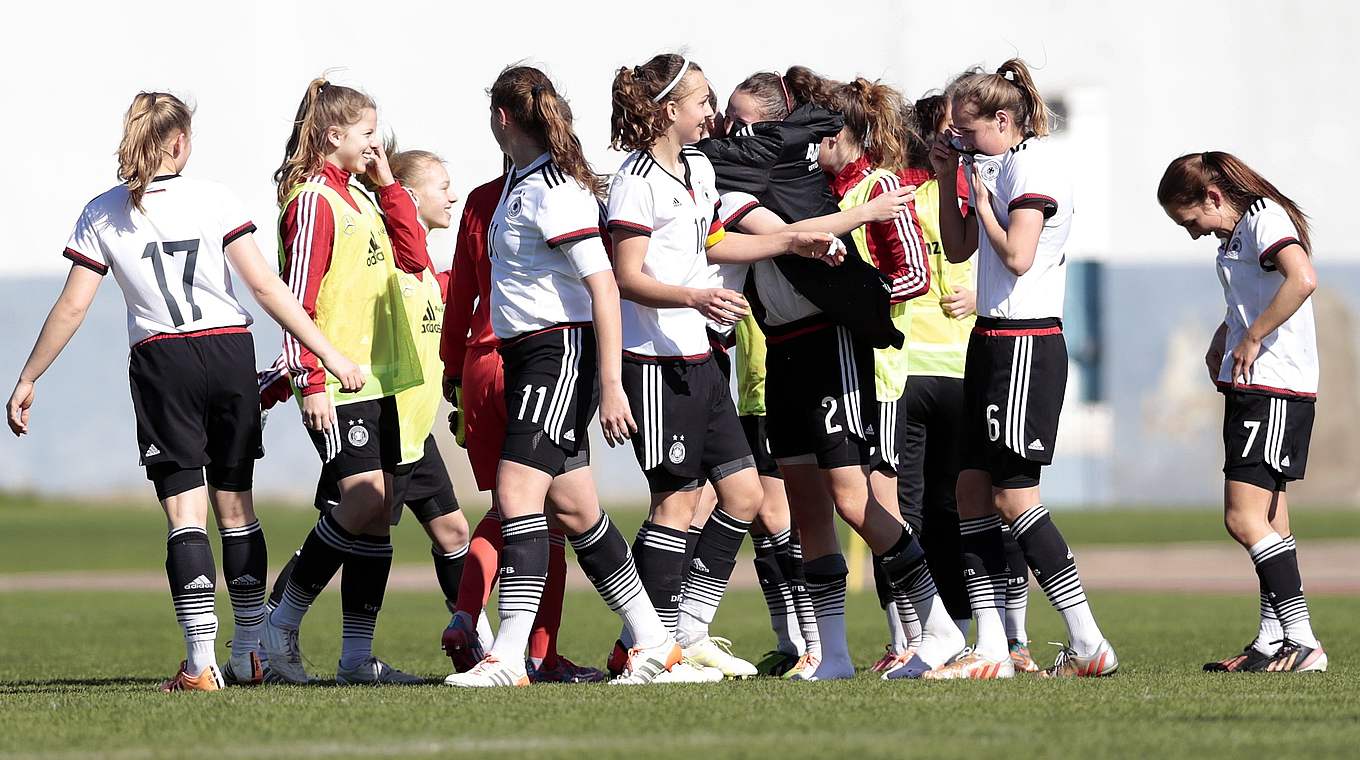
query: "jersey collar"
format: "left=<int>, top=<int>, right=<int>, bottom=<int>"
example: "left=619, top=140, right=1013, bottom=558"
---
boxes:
left=514, top=152, right=552, bottom=177
left=829, top=155, right=873, bottom=200
left=646, top=149, right=694, bottom=194
left=150, top=173, right=182, bottom=183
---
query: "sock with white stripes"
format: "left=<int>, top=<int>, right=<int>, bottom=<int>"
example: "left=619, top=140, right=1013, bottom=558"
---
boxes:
left=752, top=529, right=803, bottom=656
left=629, top=522, right=688, bottom=642
left=787, top=534, right=821, bottom=658
left=271, top=513, right=354, bottom=631
left=166, top=526, right=218, bottom=677
left=1249, top=532, right=1318, bottom=648
left=265, top=549, right=300, bottom=615
left=1250, top=535, right=1287, bottom=655
left=684, top=525, right=703, bottom=567
left=1001, top=523, right=1030, bottom=643
left=339, top=534, right=392, bottom=670
left=432, top=543, right=469, bottom=613
left=487, top=515, right=549, bottom=664
left=803, top=554, right=852, bottom=673
left=570, top=512, right=667, bottom=650
left=676, top=508, right=751, bottom=647
left=959, top=514, right=1009, bottom=660
left=884, top=602, right=912, bottom=653
left=220, top=520, right=267, bottom=658
left=879, top=527, right=963, bottom=667
left=1010, top=505, right=1104, bottom=656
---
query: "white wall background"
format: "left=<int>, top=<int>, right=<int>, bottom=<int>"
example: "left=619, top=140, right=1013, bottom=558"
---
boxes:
left=5, top=0, right=1358, bottom=277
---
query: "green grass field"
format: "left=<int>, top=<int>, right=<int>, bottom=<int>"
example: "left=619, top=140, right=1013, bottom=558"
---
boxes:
left=2, top=496, right=1358, bottom=758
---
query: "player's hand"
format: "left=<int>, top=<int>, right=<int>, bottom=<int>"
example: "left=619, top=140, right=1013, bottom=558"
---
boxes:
left=7, top=379, right=34, bottom=436
left=690, top=288, right=748, bottom=326
left=442, top=376, right=460, bottom=403
left=789, top=232, right=845, bottom=266
left=447, top=383, right=466, bottom=448
left=941, top=287, right=976, bottom=320
left=928, top=132, right=960, bottom=177
left=1205, top=323, right=1228, bottom=383
left=970, top=165, right=994, bottom=221
left=599, top=382, right=637, bottom=447
left=364, top=141, right=396, bottom=188
left=301, top=392, right=336, bottom=433
left=1229, top=334, right=1261, bottom=387
left=323, top=353, right=365, bottom=393
left=863, top=184, right=915, bottom=222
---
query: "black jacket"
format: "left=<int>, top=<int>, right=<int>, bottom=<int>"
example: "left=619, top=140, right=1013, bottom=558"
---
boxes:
left=695, top=104, right=903, bottom=349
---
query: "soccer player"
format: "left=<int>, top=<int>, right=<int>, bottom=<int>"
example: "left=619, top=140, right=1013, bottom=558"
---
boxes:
left=5, top=92, right=363, bottom=692
left=606, top=53, right=845, bottom=680
left=263, top=78, right=432, bottom=685
left=929, top=59, right=1117, bottom=678
left=439, top=168, right=605, bottom=684
left=1159, top=152, right=1327, bottom=673
left=444, top=65, right=679, bottom=688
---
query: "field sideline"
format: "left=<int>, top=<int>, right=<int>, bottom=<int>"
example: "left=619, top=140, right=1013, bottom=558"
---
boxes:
left=2, top=498, right=1358, bottom=758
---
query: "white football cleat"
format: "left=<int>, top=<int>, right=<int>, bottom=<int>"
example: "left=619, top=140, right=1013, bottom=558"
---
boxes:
left=682, top=636, right=758, bottom=679
left=261, top=618, right=310, bottom=685
left=443, top=655, right=529, bottom=688
left=610, top=639, right=685, bottom=685
left=652, top=660, right=724, bottom=683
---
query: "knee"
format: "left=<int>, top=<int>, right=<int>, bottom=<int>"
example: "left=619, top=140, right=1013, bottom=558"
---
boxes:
left=955, top=470, right=992, bottom=518
left=430, top=513, right=471, bottom=551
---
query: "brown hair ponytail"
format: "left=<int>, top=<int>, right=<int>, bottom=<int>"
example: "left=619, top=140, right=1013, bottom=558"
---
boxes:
left=610, top=53, right=704, bottom=152
left=1157, top=151, right=1312, bottom=252
left=829, top=77, right=909, bottom=171
left=947, top=57, right=1052, bottom=138
left=783, top=65, right=838, bottom=111
left=117, top=92, right=193, bottom=212
left=491, top=65, right=605, bottom=197
left=733, top=72, right=794, bottom=121
left=272, top=77, right=376, bottom=206
left=906, top=93, right=948, bottom=170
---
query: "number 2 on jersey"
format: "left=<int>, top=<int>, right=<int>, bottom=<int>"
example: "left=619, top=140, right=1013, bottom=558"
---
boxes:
left=141, top=239, right=201, bottom=327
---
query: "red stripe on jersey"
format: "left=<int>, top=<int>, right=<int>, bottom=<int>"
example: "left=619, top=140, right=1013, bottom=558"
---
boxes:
left=546, top=228, right=602, bottom=248
left=222, top=222, right=256, bottom=247
left=279, top=168, right=342, bottom=396
left=500, top=321, right=593, bottom=348
left=1216, top=380, right=1317, bottom=399
left=607, top=220, right=653, bottom=236
left=1008, top=194, right=1058, bottom=217
left=1259, top=237, right=1302, bottom=270
left=622, top=349, right=713, bottom=363
left=764, top=321, right=834, bottom=345
left=63, top=247, right=108, bottom=275
left=973, top=325, right=1063, bottom=337
left=132, top=325, right=249, bottom=349
left=722, top=201, right=760, bottom=229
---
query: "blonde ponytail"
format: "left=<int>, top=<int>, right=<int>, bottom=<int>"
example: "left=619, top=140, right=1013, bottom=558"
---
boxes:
left=117, top=92, right=193, bottom=212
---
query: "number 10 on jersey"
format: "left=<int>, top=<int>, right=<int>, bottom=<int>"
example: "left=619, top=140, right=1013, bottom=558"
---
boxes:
left=142, top=239, right=202, bottom=327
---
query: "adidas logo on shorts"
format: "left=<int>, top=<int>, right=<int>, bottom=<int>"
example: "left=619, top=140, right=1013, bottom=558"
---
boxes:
left=183, top=575, right=213, bottom=590
left=1028, top=439, right=1045, bottom=452
left=563, top=429, right=575, bottom=442
left=1282, top=456, right=1291, bottom=467
left=144, top=444, right=161, bottom=457
left=229, top=574, right=260, bottom=586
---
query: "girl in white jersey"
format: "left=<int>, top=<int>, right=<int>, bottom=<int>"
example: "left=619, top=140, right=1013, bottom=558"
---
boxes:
left=5, top=92, right=362, bottom=692
left=607, top=52, right=849, bottom=680
left=446, top=65, right=681, bottom=688
left=932, top=58, right=1117, bottom=679
left=1159, top=152, right=1326, bottom=673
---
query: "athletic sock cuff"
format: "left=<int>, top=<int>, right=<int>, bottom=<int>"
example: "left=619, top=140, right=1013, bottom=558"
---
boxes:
left=1248, top=532, right=1287, bottom=563
left=568, top=512, right=612, bottom=553
left=501, top=514, right=549, bottom=543
left=219, top=520, right=262, bottom=539
left=1008, top=505, right=1050, bottom=538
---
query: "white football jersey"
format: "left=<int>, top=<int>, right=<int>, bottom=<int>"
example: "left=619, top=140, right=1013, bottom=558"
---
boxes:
left=1215, top=198, right=1318, bottom=396
left=489, top=154, right=612, bottom=340
left=968, top=139, right=1072, bottom=320
left=607, top=148, right=724, bottom=357
left=62, top=174, right=255, bottom=346
left=706, top=192, right=763, bottom=337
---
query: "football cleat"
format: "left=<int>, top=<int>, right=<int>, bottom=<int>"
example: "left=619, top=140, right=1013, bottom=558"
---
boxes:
left=1008, top=639, right=1040, bottom=674
left=261, top=618, right=311, bottom=685
left=651, top=660, right=724, bottom=684
left=1042, top=640, right=1119, bottom=678
left=1244, top=639, right=1328, bottom=673
left=871, top=645, right=915, bottom=673
left=1204, top=641, right=1278, bottom=673
left=782, top=652, right=820, bottom=681
left=222, top=650, right=264, bottom=686
left=681, top=636, right=757, bottom=679
left=528, top=655, right=608, bottom=684
left=882, top=652, right=934, bottom=680
left=441, top=611, right=484, bottom=673
left=611, top=640, right=685, bottom=685
left=443, top=655, right=529, bottom=687
left=336, top=657, right=425, bottom=685
left=159, top=661, right=224, bottom=693
left=755, top=649, right=800, bottom=677
left=606, top=639, right=629, bottom=678
left=922, top=649, right=1015, bottom=680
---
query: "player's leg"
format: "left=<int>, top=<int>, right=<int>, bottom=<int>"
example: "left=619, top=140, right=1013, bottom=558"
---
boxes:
left=780, top=461, right=848, bottom=681
left=882, top=387, right=929, bottom=671
left=209, top=482, right=268, bottom=686
left=750, top=478, right=805, bottom=675
left=155, top=474, right=224, bottom=692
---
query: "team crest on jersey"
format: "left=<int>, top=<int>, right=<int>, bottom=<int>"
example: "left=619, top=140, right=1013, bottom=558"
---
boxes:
left=668, top=435, right=687, bottom=464
left=978, top=158, right=1001, bottom=184
left=507, top=196, right=523, bottom=218
left=1224, top=238, right=1242, bottom=260
left=341, top=215, right=356, bottom=236
left=347, top=422, right=370, bottom=447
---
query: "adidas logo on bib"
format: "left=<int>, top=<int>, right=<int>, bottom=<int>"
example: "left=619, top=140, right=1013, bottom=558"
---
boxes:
left=183, top=575, right=213, bottom=590
left=144, top=444, right=161, bottom=457
left=1028, top=439, right=1045, bottom=452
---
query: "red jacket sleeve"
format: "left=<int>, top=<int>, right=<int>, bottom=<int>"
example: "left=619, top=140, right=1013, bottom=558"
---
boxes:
left=440, top=201, right=483, bottom=381
left=257, top=355, right=293, bottom=411
left=376, top=183, right=432, bottom=275
left=955, top=163, right=972, bottom=217
left=865, top=174, right=931, bottom=304
left=279, top=189, right=335, bottom=396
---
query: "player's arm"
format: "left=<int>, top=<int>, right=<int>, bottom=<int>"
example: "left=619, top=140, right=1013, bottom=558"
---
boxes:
left=781, top=184, right=915, bottom=236
left=931, top=136, right=978, bottom=263
left=865, top=176, right=931, bottom=303
left=970, top=164, right=1044, bottom=276
left=369, top=143, right=433, bottom=275
left=705, top=228, right=843, bottom=266
left=582, top=266, right=636, bottom=447
left=1229, top=244, right=1317, bottom=384
left=1206, top=321, right=1228, bottom=383
left=610, top=230, right=747, bottom=326
left=224, top=234, right=363, bottom=392
left=7, top=264, right=103, bottom=435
